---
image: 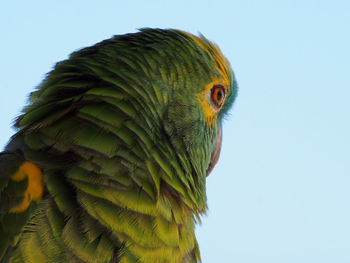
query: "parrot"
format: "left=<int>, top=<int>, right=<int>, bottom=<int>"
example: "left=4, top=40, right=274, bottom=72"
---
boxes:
left=0, top=28, right=237, bottom=263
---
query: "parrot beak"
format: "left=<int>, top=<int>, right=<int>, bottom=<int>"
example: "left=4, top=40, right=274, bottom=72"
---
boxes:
left=206, top=125, right=222, bottom=176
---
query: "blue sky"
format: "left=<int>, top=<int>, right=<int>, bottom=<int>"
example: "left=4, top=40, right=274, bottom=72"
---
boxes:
left=1, top=1, right=350, bottom=262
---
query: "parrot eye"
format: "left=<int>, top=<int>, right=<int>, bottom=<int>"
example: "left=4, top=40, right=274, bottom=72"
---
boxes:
left=210, top=84, right=226, bottom=108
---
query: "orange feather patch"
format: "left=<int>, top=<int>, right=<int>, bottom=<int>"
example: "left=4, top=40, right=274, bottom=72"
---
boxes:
left=10, top=161, right=44, bottom=213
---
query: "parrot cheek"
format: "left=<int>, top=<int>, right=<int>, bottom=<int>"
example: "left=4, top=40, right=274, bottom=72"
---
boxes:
left=206, top=125, right=222, bottom=176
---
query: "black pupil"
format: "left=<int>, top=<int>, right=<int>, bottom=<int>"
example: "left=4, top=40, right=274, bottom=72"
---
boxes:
left=217, top=89, right=223, bottom=101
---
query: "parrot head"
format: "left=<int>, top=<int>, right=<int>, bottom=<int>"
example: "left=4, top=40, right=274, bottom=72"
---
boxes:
left=160, top=30, right=237, bottom=178
left=130, top=29, right=238, bottom=210
left=16, top=28, right=237, bottom=215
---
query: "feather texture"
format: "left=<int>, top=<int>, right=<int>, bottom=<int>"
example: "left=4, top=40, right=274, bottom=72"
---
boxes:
left=0, top=28, right=237, bottom=263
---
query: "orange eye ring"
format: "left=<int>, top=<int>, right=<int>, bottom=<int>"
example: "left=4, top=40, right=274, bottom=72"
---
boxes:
left=211, top=84, right=226, bottom=108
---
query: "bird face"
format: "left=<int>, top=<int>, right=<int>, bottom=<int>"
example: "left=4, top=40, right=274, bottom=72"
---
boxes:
left=196, top=79, right=229, bottom=176
left=160, top=32, right=236, bottom=179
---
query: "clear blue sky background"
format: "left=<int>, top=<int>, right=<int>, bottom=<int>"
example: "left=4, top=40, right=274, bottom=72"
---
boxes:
left=1, top=1, right=350, bottom=262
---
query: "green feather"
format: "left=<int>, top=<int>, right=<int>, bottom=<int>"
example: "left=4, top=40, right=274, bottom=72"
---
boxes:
left=0, top=28, right=237, bottom=263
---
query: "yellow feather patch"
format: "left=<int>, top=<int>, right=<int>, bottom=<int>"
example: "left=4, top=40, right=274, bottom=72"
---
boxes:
left=10, top=161, right=44, bottom=213
left=197, top=78, right=229, bottom=126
